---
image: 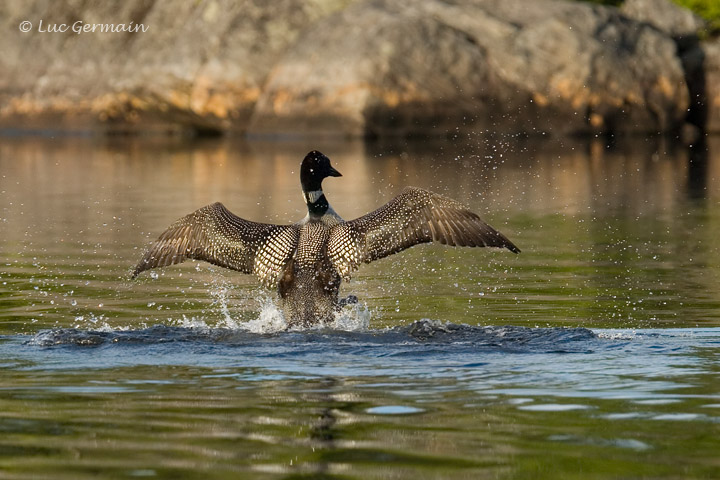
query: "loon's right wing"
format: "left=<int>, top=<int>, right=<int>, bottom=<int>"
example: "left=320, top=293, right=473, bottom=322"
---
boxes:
left=132, top=202, right=298, bottom=287
left=327, top=187, right=519, bottom=279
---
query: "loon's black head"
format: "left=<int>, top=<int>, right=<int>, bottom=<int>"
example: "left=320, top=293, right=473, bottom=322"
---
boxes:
left=300, top=151, right=342, bottom=192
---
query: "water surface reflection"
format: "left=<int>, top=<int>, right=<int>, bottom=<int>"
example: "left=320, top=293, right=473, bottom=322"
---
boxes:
left=0, top=135, right=719, bottom=330
left=1, top=135, right=719, bottom=479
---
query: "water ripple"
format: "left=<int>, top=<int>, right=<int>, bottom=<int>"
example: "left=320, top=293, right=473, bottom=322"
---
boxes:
left=25, top=319, right=598, bottom=352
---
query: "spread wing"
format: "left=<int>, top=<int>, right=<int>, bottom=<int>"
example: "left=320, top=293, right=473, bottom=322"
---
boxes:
left=328, top=187, right=519, bottom=279
left=132, top=202, right=298, bottom=288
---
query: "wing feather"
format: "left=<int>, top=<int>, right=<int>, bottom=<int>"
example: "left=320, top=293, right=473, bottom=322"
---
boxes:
left=133, top=202, right=298, bottom=287
left=328, top=187, right=519, bottom=279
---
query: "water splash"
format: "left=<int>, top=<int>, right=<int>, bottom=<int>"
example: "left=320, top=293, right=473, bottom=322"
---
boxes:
left=239, top=294, right=288, bottom=333
left=331, top=301, right=371, bottom=331
left=203, top=277, right=371, bottom=333
left=207, top=278, right=239, bottom=328
left=233, top=294, right=371, bottom=333
left=71, top=313, right=135, bottom=332
left=173, top=315, right=212, bottom=330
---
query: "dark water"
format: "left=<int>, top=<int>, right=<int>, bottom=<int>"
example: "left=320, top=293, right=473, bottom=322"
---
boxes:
left=1, top=324, right=719, bottom=479
left=1, top=135, right=719, bottom=478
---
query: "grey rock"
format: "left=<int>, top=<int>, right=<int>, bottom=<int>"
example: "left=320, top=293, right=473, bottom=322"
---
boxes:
left=250, top=0, right=690, bottom=137
left=0, top=0, right=347, bottom=133
left=0, top=0, right=696, bottom=136
left=698, top=39, right=720, bottom=133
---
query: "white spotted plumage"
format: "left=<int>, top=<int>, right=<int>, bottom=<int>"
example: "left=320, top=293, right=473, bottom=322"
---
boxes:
left=133, top=151, right=519, bottom=326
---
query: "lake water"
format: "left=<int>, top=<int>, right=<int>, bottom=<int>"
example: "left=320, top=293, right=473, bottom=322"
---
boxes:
left=0, top=135, right=719, bottom=479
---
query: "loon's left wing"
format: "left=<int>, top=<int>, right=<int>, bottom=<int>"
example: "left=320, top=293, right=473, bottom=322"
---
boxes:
left=327, top=186, right=519, bottom=279
left=132, top=202, right=298, bottom=287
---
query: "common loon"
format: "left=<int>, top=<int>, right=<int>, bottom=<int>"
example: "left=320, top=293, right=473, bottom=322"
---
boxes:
left=133, top=151, right=520, bottom=326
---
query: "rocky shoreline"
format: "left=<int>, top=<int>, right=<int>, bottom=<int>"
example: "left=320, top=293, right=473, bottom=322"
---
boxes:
left=1, top=0, right=718, bottom=138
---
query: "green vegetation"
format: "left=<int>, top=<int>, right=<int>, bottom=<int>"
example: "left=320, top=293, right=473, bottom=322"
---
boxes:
left=673, top=0, right=720, bottom=30
left=578, top=0, right=720, bottom=31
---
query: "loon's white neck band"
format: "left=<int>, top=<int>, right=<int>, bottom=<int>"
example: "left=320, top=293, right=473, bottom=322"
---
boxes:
left=304, top=190, right=324, bottom=204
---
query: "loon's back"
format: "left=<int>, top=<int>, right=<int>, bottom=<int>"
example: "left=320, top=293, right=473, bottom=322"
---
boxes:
left=132, top=150, right=520, bottom=327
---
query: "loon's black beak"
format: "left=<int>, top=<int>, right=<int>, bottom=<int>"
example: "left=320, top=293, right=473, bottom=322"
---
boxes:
left=328, top=166, right=342, bottom=177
